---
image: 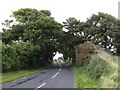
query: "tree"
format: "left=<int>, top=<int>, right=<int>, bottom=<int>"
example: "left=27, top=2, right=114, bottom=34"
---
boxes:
left=84, top=12, right=120, bottom=54
left=62, top=17, right=86, bottom=64
left=2, top=8, right=63, bottom=71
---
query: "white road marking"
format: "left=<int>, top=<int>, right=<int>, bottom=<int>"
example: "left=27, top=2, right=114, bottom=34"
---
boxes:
left=35, top=67, right=62, bottom=90
left=59, top=68, right=61, bottom=72
left=52, top=72, right=59, bottom=78
left=52, top=66, right=62, bottom=78
left=36, top=82, right=46, bottom=89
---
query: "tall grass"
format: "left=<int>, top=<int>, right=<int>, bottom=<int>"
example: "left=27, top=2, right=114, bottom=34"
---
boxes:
left=81, top=55, right=118, bottom=88
left=82, top=55, right=108, bottom=79
left=96, top=49, right=118, bottom=88
left=72, top=65, right=99, bottom=88
left=75, top=42, right=118, bottom=88
left=99, top=56, right=118, bottom=88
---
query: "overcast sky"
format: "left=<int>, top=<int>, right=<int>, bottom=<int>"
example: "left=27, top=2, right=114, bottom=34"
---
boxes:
left=0, top=0, right=119, bottom=31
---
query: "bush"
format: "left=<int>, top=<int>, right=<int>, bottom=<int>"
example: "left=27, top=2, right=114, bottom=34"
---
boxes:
left=82, top=55, right=108, bottom=79
left=76, top=42, right=95, bottom=66
left=2, top=42, right=47, bottom=72
left=2, top=43, right=25, bottom=72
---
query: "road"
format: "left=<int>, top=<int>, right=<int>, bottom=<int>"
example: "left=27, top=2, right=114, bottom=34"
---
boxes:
left=2, top=64, right=76, bottom=90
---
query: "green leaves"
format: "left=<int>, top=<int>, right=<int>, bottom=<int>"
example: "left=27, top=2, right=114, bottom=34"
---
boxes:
left=2, top=8, right=120, bottom=72
left=2, top=8, right=64, bottom=72
left=84, top=12, right=120, bottom=54
left=82, top=55, right=108, bottom=79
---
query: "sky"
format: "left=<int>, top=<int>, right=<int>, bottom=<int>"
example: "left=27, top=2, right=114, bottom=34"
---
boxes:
left=0, top=0, right=119, bottom=59
left=0, top=0, right=119, bottom=31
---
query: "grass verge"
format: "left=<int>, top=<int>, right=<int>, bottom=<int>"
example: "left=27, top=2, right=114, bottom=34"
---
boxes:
left=72, top=65, right=99, bottom=88
left=1, top=66, right=50, bottom=83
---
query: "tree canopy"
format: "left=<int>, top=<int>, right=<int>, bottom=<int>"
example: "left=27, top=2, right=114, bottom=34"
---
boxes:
left=2, top=9, right=120, bottom=72
left=2, top=8, right=63, bottom=72
left=83, top=12, right=120, bottom=54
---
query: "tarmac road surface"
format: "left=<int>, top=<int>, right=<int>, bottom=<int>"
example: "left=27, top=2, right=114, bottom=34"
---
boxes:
left=2, top=64, right=76, bottom=90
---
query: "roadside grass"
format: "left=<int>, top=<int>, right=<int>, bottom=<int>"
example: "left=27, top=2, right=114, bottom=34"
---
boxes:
left=75, top=43, right=119, bottom=88
left=1, top=66, right=50, bottom=83
left=99, top=61, right=118, bottom=88
left=72, top=57, right=118, bottom=88
left=0, top=74, right=2, bottom=84
left=97, top=53, right=118, bottom=88
left=94, top=45, right=119, bottom=88
left=72, top=65, right=99, bottom=88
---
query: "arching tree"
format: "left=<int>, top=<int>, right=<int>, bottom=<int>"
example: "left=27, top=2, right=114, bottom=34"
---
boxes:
left=2, top=8, right=63, bottom=71
left=62, top=17, right=86, bottom=64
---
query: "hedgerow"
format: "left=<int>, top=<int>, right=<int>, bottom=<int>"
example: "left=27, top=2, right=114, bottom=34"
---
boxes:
left=2, top=42, right=48, bottom=72
left=82, top=55, right=108, bottom=79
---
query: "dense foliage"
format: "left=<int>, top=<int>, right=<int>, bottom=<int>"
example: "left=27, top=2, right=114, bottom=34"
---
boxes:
left=82, top=55, right=108, bottom=79
left=2, top=42, right=47, bottom=72
left=2, top=8, right=120, bottom=72
left=84, top=12, right=120, bottom=55
left=2, top=8, right=63, bottom=72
